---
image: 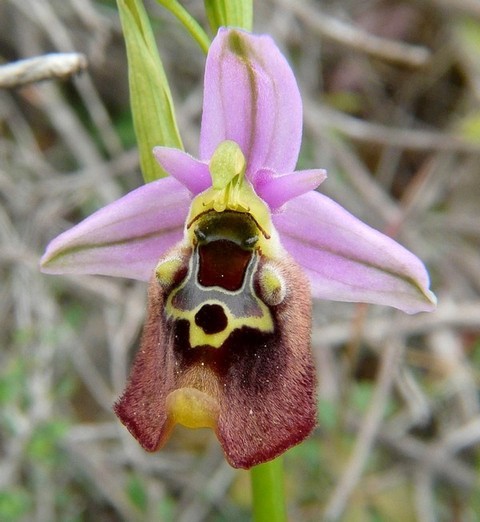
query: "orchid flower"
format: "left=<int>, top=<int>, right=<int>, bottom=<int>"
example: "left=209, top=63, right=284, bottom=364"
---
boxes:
left=41, top=28, right=436, bottom=469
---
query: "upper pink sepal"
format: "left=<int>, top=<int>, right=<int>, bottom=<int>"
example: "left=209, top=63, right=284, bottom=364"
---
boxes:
left=200, top=28, right=303, bottom=178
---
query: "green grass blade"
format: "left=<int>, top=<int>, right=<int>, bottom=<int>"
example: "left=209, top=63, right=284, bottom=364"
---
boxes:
left=117, top=0, right=183, bottom=182
left=155, top=0, right=210, bottom=54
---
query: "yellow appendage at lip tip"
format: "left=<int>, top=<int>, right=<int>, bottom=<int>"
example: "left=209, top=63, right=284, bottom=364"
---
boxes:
left=166, top=387, right=219, bottom=429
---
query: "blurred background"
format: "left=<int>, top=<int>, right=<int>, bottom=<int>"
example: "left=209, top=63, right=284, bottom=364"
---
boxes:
left=1, top=0, right=480, bottom=520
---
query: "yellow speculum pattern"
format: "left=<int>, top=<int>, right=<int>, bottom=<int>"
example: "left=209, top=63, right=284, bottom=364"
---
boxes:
left=155, top=140, right=284, bottom=352
left=164, top=251, right=274, bottom=349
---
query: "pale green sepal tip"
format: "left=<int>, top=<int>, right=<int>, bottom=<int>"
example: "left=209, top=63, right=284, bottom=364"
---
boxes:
left=209, top=140, right=246, bottom=189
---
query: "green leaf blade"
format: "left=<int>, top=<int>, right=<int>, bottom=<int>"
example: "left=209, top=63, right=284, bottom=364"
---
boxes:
left=204, top=0, right=253, bottom=33
left=117, top=0, right=183, bottom=183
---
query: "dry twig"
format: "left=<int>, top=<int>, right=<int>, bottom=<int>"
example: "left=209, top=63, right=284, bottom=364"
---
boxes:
left=0, top=53, right=87, bottom=88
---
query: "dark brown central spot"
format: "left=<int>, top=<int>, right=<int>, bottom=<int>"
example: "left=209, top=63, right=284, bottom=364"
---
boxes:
left=198, top=240, right=251, bottom=291
left=195, top=304, right=228, bottom=334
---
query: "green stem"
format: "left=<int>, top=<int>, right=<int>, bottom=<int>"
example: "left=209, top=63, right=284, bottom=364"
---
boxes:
left=155, top=0, right=211, bottom=54
left=250, top=457, right=287, bottom=522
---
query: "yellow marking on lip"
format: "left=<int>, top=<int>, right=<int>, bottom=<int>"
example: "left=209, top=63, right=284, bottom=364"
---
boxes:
left=165, top=251, right=274, bottom=349
left=166, top=295, right=274, bottom=349
left=191, top=299, right=273, bottom=348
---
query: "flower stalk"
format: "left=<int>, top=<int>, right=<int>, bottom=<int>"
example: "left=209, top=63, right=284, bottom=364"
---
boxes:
left=251, top=457, right=287, bottom=522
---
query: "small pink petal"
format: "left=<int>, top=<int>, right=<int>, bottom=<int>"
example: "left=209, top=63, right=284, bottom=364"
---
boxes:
left=273, top=192, right=437, bottom=314
left=153, top=147, right=211, bottom=195
left=41, top=177, right=190, bottom=280
left=253, top=168, right=327, bottom=209
left=200, top=28, right=303, bottom=177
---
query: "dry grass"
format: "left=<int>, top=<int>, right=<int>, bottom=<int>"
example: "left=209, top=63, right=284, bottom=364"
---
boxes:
left=1, top=0, right=480, bottom=521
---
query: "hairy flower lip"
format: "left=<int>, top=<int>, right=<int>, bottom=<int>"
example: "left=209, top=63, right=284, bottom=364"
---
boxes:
left=115, top=246, right=317, bottom=469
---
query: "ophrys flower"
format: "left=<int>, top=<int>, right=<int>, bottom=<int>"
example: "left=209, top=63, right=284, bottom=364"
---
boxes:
left=41, top=28, right=436, bottom=468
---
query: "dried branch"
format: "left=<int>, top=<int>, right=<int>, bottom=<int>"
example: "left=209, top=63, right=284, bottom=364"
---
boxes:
left=276, top=0, right=431, bottom=67
left=0, top=53, right=87, bottom=88
left=323, top=341, right=404, bottom=520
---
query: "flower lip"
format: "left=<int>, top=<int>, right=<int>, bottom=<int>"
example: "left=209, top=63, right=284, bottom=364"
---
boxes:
left=115, top=237, right=317, bottom=469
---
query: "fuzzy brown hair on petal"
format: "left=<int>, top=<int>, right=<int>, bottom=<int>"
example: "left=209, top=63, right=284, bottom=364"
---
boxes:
left=113, top=246, right=191, bottom=452
left=115, top=245, right=316, bottom=467
left=215, top=253, right=316, bottom=469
